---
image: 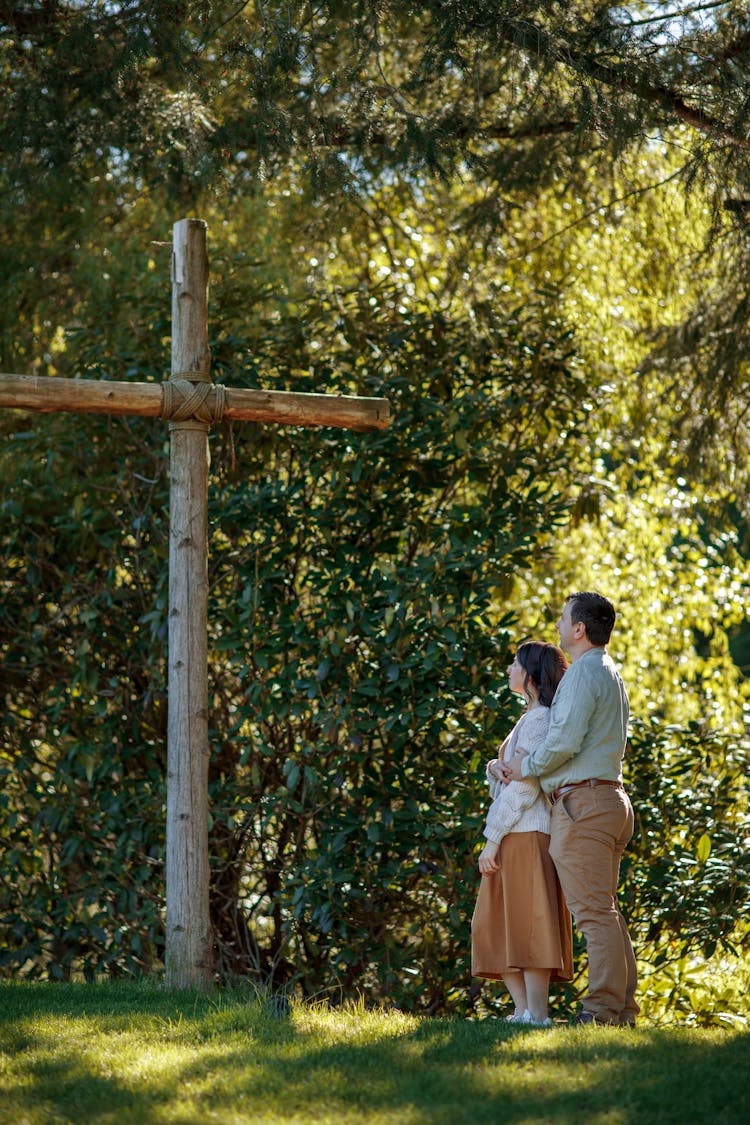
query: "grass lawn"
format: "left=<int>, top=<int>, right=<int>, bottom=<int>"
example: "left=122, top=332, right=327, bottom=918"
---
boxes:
left=0, top=981, right=748, bottom=1124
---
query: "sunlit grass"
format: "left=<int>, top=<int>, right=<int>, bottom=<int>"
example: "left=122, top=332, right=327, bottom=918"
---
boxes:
left=0, top=981, right=748, bottom=1123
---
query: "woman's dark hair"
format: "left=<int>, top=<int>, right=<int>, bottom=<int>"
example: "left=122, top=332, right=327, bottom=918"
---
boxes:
left=516, top=640, right=568, bottom=707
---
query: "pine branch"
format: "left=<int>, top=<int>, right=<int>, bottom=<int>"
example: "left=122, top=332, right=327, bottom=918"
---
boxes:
left=326, top=115, right=579, bottom=148
left=618, top=1, right=728, bottom=30
left=709, top=28, right=750, bottom=69
left=502, top=16, right=750, bottom=152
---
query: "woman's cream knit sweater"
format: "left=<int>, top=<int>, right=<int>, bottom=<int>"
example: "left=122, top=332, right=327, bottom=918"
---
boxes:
left=482, top=706, right=552, bottom=846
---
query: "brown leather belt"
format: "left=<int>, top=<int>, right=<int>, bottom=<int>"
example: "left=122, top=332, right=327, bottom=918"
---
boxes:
left=550, top=779, right=623, bottom=804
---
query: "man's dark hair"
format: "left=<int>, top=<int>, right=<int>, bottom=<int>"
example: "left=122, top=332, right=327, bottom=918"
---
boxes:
left=566, top=591, right=616, bottom=646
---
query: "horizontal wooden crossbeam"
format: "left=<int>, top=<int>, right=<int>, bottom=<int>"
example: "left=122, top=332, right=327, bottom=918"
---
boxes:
left=0, top=373, right=391, bottom=432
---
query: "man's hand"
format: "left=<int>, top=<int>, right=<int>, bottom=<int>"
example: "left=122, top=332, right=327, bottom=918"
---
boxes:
left=499, top=751, right=526, bottom=783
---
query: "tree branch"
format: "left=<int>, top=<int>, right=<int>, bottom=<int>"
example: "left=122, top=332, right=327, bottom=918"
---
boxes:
left=504, top=17, right=750, bottom=152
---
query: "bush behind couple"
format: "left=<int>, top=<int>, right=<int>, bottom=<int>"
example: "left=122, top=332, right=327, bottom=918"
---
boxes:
left=472, top=591, right=638, bottom=1028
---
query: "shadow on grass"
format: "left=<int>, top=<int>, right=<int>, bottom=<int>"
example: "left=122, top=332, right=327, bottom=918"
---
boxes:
left=173, top=1018, right=749, bottom=1125
left=1, top=982, right=748, bottom=1124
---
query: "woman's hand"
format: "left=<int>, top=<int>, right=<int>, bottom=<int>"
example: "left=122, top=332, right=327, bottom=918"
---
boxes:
left=478, top=842, right=500, bottom=876
left=487, top=758, right=504, bottom=781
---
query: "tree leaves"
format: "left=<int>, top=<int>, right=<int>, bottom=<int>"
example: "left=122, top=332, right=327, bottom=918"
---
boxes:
left=623, top=719, right=750, bottom=965
left=1, top=0, right=749, bottom=1013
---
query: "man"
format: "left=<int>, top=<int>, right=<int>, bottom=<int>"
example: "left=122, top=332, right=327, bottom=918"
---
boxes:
left=501, top=591, right=639, bottom=1026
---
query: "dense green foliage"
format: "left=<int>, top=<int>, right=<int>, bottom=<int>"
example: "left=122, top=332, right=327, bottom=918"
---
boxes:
left=1, top=2, right=749, bottom=1012
left=624, top=720, right=750, bottom=964
left=1, top=264, right=588, bottom=1001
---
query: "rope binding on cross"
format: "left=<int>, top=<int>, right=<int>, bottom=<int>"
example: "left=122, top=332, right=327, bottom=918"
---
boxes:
left=160, top=376, right=226, bottom=425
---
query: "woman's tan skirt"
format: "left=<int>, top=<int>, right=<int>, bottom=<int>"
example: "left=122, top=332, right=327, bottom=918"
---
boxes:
left=471, top=830, right=573, bottom=981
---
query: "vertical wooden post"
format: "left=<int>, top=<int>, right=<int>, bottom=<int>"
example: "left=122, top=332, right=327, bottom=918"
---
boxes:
left=165, top=219, right=213, bottom=988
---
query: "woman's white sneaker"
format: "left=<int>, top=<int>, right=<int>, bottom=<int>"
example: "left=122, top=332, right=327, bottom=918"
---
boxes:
left=521, top=1009, right=552, bottom=1026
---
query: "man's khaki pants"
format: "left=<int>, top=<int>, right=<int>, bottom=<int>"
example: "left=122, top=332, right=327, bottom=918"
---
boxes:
left=549, top=784, right=639, bottom=1024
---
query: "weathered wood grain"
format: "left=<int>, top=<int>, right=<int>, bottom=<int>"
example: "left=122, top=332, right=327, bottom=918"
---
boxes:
left=165, top=220, right=213, bottom=991
left=0, top=375, right=391, bottom=431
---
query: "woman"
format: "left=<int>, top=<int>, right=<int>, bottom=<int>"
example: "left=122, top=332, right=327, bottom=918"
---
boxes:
left=471, top=640, right=573, bottom=1024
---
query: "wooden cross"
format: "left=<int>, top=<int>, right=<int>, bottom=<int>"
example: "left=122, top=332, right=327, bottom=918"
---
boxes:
left=0, top=218, right=390, bottom=989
